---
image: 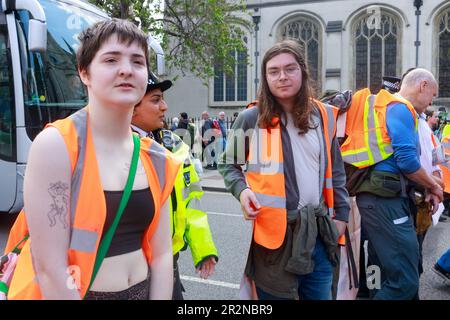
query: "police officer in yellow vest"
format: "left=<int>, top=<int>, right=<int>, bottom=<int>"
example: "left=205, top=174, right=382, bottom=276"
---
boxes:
left=131, top=73, right=218, bottom=300
left=341, top=68, right=442, bottom=299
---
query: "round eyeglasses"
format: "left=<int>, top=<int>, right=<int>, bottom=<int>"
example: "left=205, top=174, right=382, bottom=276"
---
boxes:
left=266, top=66, right=300, bottom=81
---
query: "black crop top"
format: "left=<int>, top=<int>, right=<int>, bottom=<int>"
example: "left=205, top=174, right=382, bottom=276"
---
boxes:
left=102, top=187, right=154, bottom=258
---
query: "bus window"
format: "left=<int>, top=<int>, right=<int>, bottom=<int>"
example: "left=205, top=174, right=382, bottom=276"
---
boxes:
left=0, top=23, right=16, bottom=162
left=15, top=0, right=106, bottom=140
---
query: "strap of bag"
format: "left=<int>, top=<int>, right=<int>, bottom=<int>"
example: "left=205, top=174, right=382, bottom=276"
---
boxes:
left=345, top=227, right=359, bottom=290
left=85, top=133, right=141, bottom=295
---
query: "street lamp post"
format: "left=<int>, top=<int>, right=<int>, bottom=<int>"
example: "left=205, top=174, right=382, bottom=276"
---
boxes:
left=252, top=10, right=261, bottom=98
left=414, top=0, right=423, bottom=67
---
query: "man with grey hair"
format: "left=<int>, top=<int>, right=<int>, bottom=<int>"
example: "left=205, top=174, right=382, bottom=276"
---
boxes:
left=397, top=69, right=444, bottom=278
left=399, top=68, right=438, bottom=115
left=218, top=112, right=227, bottom=153
left=201, top=111, right=215, bottom=169
left=352, top=68, right=442, bottom=300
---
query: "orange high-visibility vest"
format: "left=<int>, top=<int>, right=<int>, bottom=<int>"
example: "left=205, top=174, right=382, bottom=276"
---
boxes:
left=246, top=100, right=340, bottom=250
left=340, top=89, right=418, bottom=168
left=4, top=107, right=180, bottom=299
left=431, top=134, right=438, bottom=148
left=439, top=134, right=450, bottom=193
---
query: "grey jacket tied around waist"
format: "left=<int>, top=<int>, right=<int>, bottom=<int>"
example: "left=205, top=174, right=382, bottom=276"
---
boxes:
left=285, top=201, right=340, bottom=275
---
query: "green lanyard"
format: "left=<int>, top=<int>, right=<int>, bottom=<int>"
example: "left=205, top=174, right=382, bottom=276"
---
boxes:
left=85, top=133, right=141, bottom=296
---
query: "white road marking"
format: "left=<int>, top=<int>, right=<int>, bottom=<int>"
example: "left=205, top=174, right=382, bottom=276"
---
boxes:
left=180, top=275, right=240, bottom=289
left=207, top=211, right=242, bottom=217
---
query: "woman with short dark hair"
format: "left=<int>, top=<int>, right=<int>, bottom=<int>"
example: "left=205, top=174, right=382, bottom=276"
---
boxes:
left=5, top=19, right=179, bottom=300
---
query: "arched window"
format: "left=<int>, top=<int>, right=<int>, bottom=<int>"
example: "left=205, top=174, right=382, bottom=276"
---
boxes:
left=437, top=9, right=450, bottom=97
left=213, top=37, right=248, bottom=103
left=353, top=11, right=400, bottom=92
left=280, top=17, right=321, bottom=91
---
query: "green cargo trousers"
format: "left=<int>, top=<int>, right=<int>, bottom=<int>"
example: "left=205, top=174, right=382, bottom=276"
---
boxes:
left=356, top=193, right=419, bottom=300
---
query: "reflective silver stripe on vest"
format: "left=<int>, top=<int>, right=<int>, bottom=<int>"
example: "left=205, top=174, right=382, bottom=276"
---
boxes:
left=324, top=104, right=336, bottom=143
left=148, top=141, right=167, bottom=189
left=325, top=178, right=333, bottom=189
left=342, top=152, right=370, bottom=164
left=254, top=193, right=286, bottom=209
left=328, top=207, right=334, bottom=217
left=247, top=162, right=284, bottom=175
left=182, top=182, right=203, bottom=201
left=69, top=228, right=98, bottom=253
left=384, top=144, right=394, bottom=154
left=187, top=198, right=203, bottom=211
left=366, top=95, right=384, bottom=163
left=68, top=109, right=88, bottom=225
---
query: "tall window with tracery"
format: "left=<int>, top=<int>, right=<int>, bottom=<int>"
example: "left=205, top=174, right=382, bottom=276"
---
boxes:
left=280, top=18, right=321, bottom=91
left=438, top=9, right=450, bottom=97
left=353, top=11, right=400, bottom=92
left=213, top=37, right=248, bottom=103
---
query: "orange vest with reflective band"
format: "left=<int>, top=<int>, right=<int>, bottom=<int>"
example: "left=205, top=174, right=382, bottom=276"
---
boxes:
left=340, top=89, right=418, bottom=168
left=4, top=108, right=180, bottom=300
left=439, top=134, right=450, bottom=193
left=246, top=100, right=341, bottom=250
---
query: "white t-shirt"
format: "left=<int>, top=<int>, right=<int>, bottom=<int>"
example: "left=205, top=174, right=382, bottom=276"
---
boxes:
left=284, top=112, right=321, bottom=208
left=418, top=113, right=441, bottom=174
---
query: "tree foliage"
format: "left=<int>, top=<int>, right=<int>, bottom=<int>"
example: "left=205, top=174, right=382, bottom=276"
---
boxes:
left=89, top=0, right=250, bottom=82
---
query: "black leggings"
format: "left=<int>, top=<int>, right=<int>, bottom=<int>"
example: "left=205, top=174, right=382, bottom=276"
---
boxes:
left=84, top=272, right=150, bottom=300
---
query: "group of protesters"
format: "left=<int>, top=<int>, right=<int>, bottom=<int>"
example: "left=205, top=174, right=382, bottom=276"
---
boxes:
left=1, top=18, right=449, bottom=301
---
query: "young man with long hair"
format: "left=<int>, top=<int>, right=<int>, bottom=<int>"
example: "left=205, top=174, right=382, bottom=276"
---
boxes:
left=219, top=40, right=350, bottom=300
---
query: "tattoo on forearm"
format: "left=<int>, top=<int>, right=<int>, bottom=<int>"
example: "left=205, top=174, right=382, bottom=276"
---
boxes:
left=47, top=181, right=69, bottom=229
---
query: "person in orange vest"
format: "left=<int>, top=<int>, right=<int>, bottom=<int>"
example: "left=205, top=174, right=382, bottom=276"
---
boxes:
left=341, top=68, right=442, bottom=299
left=218, top=40, right=350, bottom=300
left=3, top=19, right=180, bottom=300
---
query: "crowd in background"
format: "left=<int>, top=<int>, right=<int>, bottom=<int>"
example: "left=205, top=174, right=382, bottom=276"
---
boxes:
left=166, top=111, right=239, bottom=170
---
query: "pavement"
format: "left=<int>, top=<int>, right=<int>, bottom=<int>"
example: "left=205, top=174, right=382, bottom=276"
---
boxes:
left=200, top=168, right=227, bottom=193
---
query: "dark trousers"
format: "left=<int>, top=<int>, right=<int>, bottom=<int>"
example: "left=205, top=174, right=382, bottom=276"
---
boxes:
left=417, top=232, right=427, bottom=277
left=172, top=253, right=185, bottom=300
left=356, top=193, right=419, bottom=300
left=357, top=223, right=371, bottom=298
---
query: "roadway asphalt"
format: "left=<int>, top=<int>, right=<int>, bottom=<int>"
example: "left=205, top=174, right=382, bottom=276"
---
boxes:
left=179, top=191, right=450, bottom=300
left=1, top=190, right=449, bottom=300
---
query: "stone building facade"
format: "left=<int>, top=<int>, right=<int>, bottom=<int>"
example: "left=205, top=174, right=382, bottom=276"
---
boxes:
left=165, top=0, right=450, bottom=119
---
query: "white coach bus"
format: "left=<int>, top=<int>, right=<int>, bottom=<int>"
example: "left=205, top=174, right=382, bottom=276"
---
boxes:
left=0, top=0, right=164, bottom=213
